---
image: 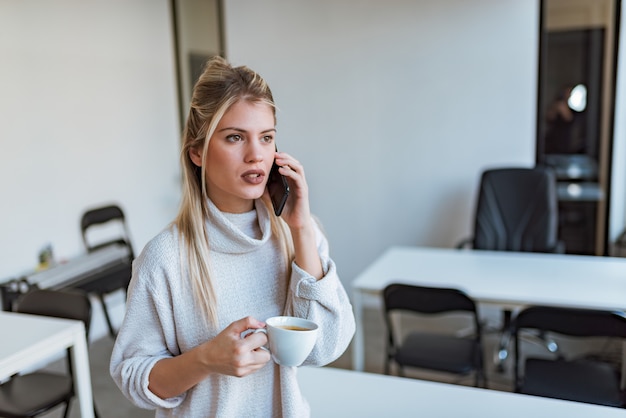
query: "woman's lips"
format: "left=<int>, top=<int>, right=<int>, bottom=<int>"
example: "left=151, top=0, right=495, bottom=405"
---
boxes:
left=242, top=169, right=265, bottom=184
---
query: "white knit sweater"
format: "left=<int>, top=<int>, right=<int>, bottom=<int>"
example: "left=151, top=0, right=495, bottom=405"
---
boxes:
left=109, top=199, right=355, bottom=418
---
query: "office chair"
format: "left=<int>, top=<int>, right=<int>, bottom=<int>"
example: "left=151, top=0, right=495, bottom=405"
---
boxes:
left=383, top=283, right=486, bottom=388
left=457, top=167, right=561, bottom=253
left=456, top=167, right=563, bottom=370
left=512, top=305, right=626, bottom=407
left=0, top=289, right=99, bottom=418
left=80, top=204, right=134, bottom=338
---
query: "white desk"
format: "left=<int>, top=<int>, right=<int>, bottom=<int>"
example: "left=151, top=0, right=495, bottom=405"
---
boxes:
left=0, top=312, right=94, bottom=418
left=298, top=366, right=626, bottom=417
left=351, top=246, right=626, bottom=371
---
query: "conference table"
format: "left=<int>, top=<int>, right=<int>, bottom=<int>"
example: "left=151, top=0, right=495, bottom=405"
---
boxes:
left=298, top=366, right=626, bottom=417
left=351, top=246, right=626, bottom=372
left=0, top=311, right=94, bottom=418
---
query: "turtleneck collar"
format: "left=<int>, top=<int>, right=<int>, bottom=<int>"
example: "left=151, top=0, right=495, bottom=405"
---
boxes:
left=205, top=198, right=272, bottom=254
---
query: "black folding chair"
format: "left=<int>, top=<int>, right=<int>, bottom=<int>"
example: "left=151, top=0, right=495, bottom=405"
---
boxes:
left=80, top=204, right=134, bottom=338
left=512, top=305, right=626, bottom=407
left=383, top=283, right=486, bottom=387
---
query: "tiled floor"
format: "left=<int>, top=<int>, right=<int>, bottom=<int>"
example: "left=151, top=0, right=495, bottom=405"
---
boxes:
left=39, top=306, right=621, bottom=417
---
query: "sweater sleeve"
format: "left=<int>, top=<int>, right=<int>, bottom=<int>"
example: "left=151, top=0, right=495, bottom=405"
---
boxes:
left=284, top=217, right=356, bottom=366
left=109, top=233, right=187, bottom=410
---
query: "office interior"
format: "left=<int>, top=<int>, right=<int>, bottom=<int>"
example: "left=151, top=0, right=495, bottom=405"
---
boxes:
left=2, top=0, right=626, bottom=415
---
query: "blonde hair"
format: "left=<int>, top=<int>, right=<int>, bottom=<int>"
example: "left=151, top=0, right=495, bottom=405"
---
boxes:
left=175, top=56, right=294, bottom=325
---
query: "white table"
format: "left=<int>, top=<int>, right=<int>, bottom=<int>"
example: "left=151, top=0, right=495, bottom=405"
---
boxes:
left=0, top=312, right=94, bottom=418
left=298, top=366, right=626, bottom=417
left=351, top=246, right=626, bottom=371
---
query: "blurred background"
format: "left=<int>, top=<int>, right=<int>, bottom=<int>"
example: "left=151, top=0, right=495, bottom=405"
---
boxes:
left=1, top=0, right=626, bottom=340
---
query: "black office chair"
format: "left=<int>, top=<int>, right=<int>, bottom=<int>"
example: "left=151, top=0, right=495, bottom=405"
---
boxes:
left=80, top=204, right=134, bottom=338
left=0, top=289, right=99, bottom=418
left=457, top=167, right=563, bottom=369
left=512, top=305, right=626, bottom=407
left=457, top=166, right=561, bottom=253
left=383, top=283, right=486, bottom=387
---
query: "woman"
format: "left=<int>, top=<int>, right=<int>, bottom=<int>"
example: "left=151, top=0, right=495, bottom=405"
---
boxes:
left=109, top=56, right=355, bottom=418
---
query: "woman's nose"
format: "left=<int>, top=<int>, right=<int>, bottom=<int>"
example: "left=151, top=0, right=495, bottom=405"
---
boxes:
left=245, top=142, right=264, bottom=163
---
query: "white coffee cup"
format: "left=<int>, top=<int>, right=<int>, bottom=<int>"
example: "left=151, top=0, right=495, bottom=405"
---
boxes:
left=254, top=316, right=319, bottom=367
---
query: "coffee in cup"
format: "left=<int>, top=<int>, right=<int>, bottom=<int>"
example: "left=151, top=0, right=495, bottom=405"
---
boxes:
left=276, top=325, right=311, bottom=331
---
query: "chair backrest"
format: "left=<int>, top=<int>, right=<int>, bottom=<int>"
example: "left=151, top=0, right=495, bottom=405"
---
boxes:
left=81, top=204, right=134, bottom=259
left=472, top=167, right=558, bottom=252
left=16, top=288, right=92, bottom=337
left=383, top=283, right=481, bottom=338
left=383, top=283, right=477, bottom=316
left=513, top=305, right=626, bottom=339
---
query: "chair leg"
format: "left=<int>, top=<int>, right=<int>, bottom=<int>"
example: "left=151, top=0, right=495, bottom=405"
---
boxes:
left=475, top=348, right=488, bottom=388
left=99, top=293, right=117, bottom=338
left=478, top=365, right=488, bottom=388
left=63, top=400, right=71, bottom=418
left=494, top=310, right=558, bottom=374
left=494, top=310, right=513, bottom=372
left=396, top=363, right=405, bottom=378
left=482, top=359, right=489, bottom=388
left=521, top=329, right=559, bottom=354
left=474, top=365, right=484, bottom=388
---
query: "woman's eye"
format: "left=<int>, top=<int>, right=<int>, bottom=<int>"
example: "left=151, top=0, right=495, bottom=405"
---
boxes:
left=226, top=134, right=243, bottom=142
left=262, top=135, right=274, bottom=143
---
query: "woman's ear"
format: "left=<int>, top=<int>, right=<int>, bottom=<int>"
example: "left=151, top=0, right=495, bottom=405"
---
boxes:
left=189, top=146, right=203, bottom=167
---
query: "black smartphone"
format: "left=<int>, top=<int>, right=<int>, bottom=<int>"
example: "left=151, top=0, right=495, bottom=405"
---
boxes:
left=267, top=159, right=290, bottom=216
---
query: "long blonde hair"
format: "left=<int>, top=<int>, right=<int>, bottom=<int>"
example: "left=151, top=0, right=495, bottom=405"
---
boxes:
left=175, top=56, right=294, bottom=325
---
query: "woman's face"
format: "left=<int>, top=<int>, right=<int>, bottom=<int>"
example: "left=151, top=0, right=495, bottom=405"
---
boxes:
left=190, top=100, right=276, bottom=213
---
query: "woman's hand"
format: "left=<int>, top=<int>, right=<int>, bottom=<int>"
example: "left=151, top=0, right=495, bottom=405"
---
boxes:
left=148, top=317, right=270, bottom=399
left=201, top=316, right=271, bottom=377
left=270, top=151, right=311, bottom=230
left=268, top=151, right=323, bottom=280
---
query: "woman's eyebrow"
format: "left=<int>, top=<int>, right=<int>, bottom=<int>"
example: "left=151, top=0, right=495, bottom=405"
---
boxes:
left=217, top=127, right=276, bottom=133
left=217, top=127, right=243, bottom=132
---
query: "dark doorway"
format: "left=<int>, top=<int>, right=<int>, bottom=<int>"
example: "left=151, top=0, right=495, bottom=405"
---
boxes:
left=536, top=0, right=620, bottom=256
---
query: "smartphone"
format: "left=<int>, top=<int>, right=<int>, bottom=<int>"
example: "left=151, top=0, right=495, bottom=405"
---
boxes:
left=267, top=159, right=290, bottom=216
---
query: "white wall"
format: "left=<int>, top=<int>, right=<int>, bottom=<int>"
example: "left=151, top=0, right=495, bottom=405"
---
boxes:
left=223, top=0, right=539, bottom=284
left=0, top=0, right=181, bottom=279
left=0, top=1, right=181, bottom=337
